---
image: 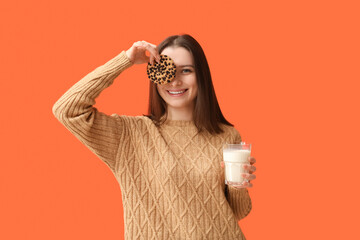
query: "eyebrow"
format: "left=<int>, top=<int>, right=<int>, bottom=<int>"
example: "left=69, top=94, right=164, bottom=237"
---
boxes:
left=177, top=65, right=195, bottom=68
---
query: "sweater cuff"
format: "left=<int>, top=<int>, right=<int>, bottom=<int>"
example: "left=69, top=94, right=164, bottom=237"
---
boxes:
left=226, top=186, right=252, bottom=218
left=92, top=50, right=133, bottom=76
left=227, top=186, right=248, bottom=200
left=121, top=50, right=134, bottom=66
left=102, top=50, right=133, bottom=73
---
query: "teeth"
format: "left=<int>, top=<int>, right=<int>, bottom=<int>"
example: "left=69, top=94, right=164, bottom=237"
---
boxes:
left=169, top=90, right=185, bottom=94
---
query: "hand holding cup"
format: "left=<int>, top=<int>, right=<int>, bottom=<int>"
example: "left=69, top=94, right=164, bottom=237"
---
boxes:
left=221, top=143, right=256, bottom=188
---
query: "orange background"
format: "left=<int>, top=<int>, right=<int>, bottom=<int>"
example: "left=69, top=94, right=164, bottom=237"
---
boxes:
left=1, top=0, right=359, bottom=239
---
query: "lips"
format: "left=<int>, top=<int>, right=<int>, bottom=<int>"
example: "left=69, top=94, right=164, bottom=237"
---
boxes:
left=167, top=89, right=188, bottom=96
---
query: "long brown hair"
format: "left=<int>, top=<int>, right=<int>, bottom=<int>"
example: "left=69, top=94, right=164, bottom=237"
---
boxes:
left=147, top=34, right=233, bottom=134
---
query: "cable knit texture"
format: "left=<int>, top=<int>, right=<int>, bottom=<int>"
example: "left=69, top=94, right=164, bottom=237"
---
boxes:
left=52, top=51, right=252, bottom=240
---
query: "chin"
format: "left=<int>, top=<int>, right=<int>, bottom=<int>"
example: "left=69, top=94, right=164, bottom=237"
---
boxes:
left=168, top=103, right=189, bottom=109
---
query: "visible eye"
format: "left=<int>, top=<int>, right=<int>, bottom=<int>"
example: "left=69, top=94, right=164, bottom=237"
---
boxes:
left=181, top=69, right=192, bottom=73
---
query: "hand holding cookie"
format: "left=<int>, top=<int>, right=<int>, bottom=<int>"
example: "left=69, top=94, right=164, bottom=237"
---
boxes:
left=125, top=40, right=177, bottom=85
left=126, top=40, right=160, bottom=65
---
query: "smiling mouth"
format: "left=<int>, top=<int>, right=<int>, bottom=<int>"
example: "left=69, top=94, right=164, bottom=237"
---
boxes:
left=167, top=89, right=188, bottom=96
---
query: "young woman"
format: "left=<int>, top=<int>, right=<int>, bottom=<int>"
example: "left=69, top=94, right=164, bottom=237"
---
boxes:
left=53, top=34, right=256, bottom=240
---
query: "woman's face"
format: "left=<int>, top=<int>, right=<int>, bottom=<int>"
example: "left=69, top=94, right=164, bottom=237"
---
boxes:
left=157, top=46, right=198, bottom=114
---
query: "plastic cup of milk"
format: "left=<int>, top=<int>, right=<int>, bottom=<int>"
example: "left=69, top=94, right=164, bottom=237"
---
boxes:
left=223, top=142, right=251, bottom=187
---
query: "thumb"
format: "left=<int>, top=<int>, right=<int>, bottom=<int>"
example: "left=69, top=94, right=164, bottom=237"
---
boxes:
left=145, top=54, right=151, bottom=64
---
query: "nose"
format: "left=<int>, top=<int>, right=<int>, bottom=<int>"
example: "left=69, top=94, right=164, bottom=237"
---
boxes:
left=169, top=75, right=182, bottom=86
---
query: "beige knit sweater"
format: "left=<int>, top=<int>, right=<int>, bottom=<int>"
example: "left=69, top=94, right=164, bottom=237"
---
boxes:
left=52, top=51, right=252, bottom=240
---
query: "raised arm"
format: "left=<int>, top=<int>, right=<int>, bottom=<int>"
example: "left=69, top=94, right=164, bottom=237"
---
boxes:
left=53, top=42, right=161, bottom=173
left=52, top=50, right=133, bottom=172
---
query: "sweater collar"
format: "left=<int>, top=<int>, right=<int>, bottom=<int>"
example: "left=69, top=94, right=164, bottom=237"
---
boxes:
left=162, top=119, right=195, bottom=127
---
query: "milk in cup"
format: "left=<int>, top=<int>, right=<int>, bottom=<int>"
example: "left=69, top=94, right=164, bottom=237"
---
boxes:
left=223, top=143, right=251, bottom=185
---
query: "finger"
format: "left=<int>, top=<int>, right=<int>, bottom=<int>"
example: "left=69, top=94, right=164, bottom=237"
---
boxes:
left=153, top=53, right=160, bottom=63
left=220, top=161, right=224, bottom=168
left=248, top=156, right=256, bottom=165
left=149, top=44, right=160, bottom=62
left=243, top=164, right=256, bottom=173
left=144, top=55, right=150, bottom=64
left=143, top=42, right=159, bottom=63
left=242, top=173, right=256, bottom=181
left=133, top=41, right=145, bottom=49
left=140, top=41, right=160, bottom=63
left=241, top=181, right=253, bottom=188
left=149, top=54, right=154, bottom=65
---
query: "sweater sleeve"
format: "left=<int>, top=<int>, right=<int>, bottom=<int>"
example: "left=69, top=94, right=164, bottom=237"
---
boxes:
left=225, top=128, right=252, bottom=220
left=226, top=186, right=252, bottom=220
left=52, top=51, right=133, bottom=172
